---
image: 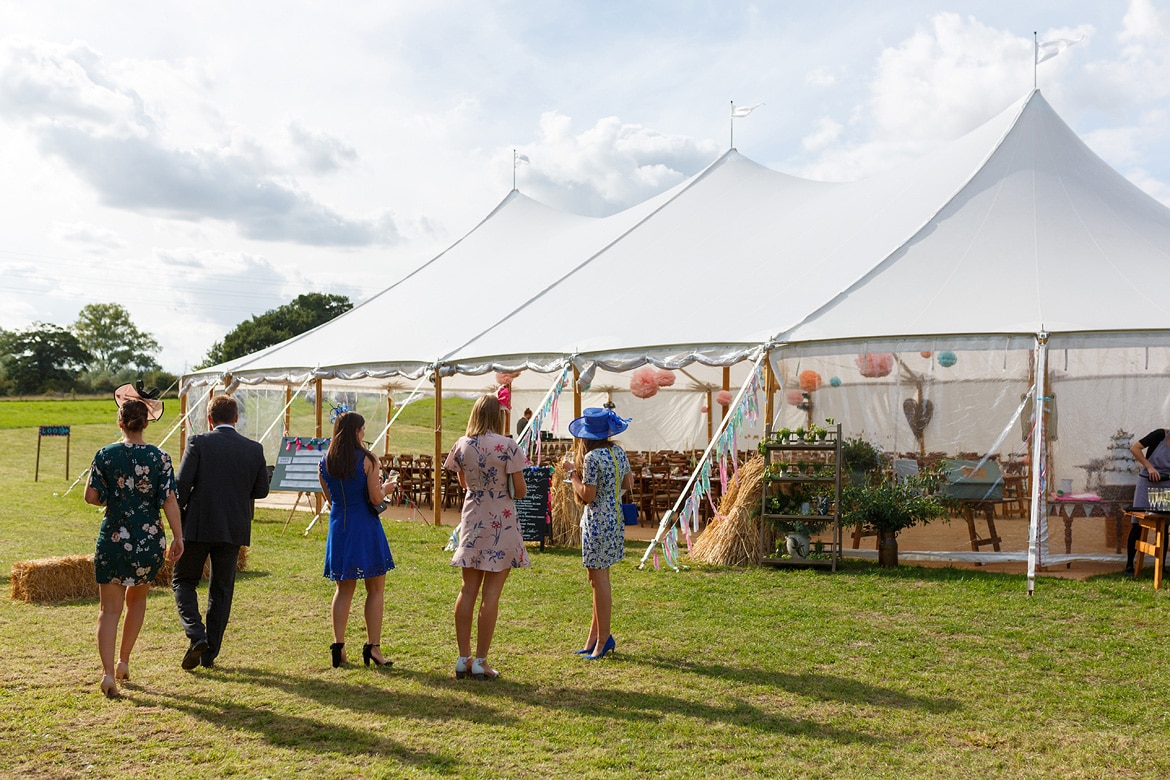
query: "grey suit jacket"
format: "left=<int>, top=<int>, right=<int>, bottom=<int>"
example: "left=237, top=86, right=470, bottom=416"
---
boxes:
left=176, top=426, right=269, bottom=546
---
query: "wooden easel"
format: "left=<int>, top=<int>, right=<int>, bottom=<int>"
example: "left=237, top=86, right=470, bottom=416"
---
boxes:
left=281, top=491, right=326, bottom=536
left=35, top=425, right=71, bottom=481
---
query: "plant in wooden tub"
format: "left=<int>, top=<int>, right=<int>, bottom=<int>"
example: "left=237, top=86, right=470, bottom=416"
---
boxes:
left=840, top=469, right=949, bottom=566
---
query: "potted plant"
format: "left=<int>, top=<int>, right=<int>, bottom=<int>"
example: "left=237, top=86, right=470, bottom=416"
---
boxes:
left=842, top=436, right=885, bottom=485
left=840, top=469, right=949, bottom=566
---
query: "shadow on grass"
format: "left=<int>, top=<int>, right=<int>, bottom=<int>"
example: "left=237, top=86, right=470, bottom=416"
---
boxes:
left=642, top=657, right=960, bottom=714
left=147, top=686, right=461, bottom=773
left=460, top=676, right=883, bottom=746
left=217, top=665, right=517, bottom=726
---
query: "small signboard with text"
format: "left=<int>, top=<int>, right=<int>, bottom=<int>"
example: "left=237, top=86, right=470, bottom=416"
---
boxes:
left=271, top=436, right=330, bottom=493
left=515, top=466, right=553, bottom=550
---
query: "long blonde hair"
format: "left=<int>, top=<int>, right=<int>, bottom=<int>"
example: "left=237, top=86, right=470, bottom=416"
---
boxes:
left=466, top=394, right=505, bottom=437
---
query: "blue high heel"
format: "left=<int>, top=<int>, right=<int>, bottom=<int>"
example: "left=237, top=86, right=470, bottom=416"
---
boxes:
left=583, top=635, right=615, bottom=660
left=573, top=641, right=597, bottom=655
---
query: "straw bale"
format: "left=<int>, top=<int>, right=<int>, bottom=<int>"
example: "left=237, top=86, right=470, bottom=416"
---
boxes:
left=549, top=462, right=582, bottom=547
left=690, top=456, right=765, bottom=566
left=10, top=555, right=98, bottom=604
left=10, top=547, right=250, bottom=604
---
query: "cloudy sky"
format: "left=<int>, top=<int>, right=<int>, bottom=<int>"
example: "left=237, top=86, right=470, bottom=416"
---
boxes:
left=2, top=1, right=1168, bottom=372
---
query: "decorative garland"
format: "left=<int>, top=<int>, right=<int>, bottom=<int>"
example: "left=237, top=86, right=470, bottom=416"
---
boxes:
left=516, top=364, right=571, bottom=464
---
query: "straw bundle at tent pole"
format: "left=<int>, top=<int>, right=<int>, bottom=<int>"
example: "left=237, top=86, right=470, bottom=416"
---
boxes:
left=10, top=548, right=248, bottom=604
left=549, top=462, right=582, bottom=547
left=689, top=455, right=766, bottom=567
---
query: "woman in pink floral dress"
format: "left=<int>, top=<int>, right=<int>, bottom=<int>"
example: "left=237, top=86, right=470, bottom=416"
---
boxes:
left=443, top=393, right=528, bottom=680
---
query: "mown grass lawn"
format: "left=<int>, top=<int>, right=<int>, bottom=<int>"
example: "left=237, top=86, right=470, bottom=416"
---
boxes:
left=2, top=402, right=1169, bottom=778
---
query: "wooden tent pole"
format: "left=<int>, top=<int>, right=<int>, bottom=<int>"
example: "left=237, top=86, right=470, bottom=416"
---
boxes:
left=284, top=385, right=292, bottom=437
left=314, top=377, right=323, bottom=437
left=385, top=391, right=393, bottom=457
left=721, top=367, right=731, bottom=422
left=763, top=352, right=775, bottom=428
left=180, top=391, right=188, bottom=458
left=573, top=365, right=582, bottom=418
left=433, top=371, right=444, bottom=526
left=706, top=389, right=713, bottom=441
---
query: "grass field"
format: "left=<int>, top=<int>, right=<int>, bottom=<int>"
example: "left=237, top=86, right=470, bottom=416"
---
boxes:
left=2, top=400, right=1170, bottom=778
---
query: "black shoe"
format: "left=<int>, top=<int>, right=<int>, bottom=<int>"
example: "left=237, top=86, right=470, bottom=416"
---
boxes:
left=182, top=638, right=209, bottom=670
left=199, top=655, right=215, bottom=669
left=1125, top=564, right=1135, bottom=576
left=330, top=642, right=345, bottom=668
left=362, top=643, right=392, bottom=667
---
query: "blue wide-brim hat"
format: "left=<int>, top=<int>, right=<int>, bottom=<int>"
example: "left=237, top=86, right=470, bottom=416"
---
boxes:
left=568, top=407, right=631, bottom=440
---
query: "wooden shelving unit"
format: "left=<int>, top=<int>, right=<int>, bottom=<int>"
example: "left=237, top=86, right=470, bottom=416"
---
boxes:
left=759, top=423, right=843, bottom=570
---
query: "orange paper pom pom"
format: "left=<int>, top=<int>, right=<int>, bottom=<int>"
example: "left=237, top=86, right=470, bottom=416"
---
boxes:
left=798, top=370, right=822, bottom=392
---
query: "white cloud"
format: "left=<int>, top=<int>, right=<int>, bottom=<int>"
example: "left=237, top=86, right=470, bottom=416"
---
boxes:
left=801, top=117, right=843, bottom=152
left=805, top=67, right=836, bottom=87
left=514, top=112, right=720, bottom=216
left=52, top=221, right=127, bottom=251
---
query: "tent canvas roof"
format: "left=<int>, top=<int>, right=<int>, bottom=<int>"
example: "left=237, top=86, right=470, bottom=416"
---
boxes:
left=185, top=89, right=1170, bottom=394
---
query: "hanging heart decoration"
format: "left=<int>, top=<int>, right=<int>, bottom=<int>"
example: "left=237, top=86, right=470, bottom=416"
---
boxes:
left=902, top=398, right=934, bottom=438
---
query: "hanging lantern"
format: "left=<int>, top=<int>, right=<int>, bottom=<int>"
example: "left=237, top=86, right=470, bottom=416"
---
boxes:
left=630, top=366, right=659, bottom=399
left=798, top=370, right=822, bottom=392
left=855, top=352, right=894, bottom=378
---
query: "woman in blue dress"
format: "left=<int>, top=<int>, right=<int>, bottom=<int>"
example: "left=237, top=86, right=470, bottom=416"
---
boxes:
left=318, top=411, right=396, bottom=667
left=85, top=385, right=183, bottom=698
left=565, top=407, right=633, bottom=660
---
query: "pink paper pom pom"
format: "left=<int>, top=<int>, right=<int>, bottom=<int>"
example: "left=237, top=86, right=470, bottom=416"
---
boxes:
left=494, top=371, right=520, bottom=387
left=654, top=368, right=676, bottom=387
left=699, top=404, right=709, bottom=414
left=716, top=390, right=733, bottom=408
left=786, top=389, right=805, bottom=406
left=798, top=370, right=822, bottom=392
left=495, top=385, right=512, bottom=410
left=920, top=351, right=932, bottom=359
left=855, top=352, right=894, bottom=378
left=630, top=366, right=659, bottom=399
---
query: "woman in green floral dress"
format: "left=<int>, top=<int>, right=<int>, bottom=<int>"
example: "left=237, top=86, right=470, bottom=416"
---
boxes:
left=85, top=386, right=183, bottom=698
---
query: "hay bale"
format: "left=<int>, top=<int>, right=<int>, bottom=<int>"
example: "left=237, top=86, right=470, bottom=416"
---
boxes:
left=549, top=462, right=583, bottom=547
left=10, top=555, right=98, bottom=604
left=10, top=547, right=250, bottom=604
left=154, top=545, right=249, bottom=586
left=690, top=455, right=766, bottom=566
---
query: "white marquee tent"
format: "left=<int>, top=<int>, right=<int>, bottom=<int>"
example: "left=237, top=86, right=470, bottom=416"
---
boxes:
left=184, top=90, right=1170, bottom=577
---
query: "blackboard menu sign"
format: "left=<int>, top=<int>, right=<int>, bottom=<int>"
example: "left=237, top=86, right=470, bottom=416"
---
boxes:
left=516, top=466, right=552, bottom=549
left=271, top=436, right=330, bottom=493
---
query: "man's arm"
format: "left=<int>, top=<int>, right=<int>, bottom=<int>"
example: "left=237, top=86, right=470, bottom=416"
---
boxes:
left=175, top=437, right=200, bottom=510
left=251, top=445, right=270, bottom=500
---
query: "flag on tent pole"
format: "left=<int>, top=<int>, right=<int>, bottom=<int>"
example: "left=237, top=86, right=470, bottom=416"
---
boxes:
left=731, top=103, right=764, bottom=117
left=1036, top=34, right=1086, bottom=64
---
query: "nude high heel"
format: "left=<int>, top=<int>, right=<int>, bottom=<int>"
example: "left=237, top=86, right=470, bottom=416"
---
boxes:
left=100, top=674, right=120, bottom=699
left=115, top=661, right=130, bottom=681
left=471, top=657, right=499, bottom=681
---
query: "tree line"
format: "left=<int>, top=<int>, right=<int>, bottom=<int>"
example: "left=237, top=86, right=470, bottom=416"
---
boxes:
left=0, top=293, right=351, bottom=397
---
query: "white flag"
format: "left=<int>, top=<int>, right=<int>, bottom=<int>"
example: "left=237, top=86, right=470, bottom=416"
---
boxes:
left=731, top=103, right=763, bottom=118
left=514, top=153, right=530, bottom=167
left=1036, top=34, right=1087, bottom=64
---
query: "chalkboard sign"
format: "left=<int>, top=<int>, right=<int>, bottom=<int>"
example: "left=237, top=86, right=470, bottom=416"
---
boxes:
left=515, top=466, right=552, bottom=550
left=39, top=425, right=71, bottom=436
left=271, top=436, right=331, bottom=493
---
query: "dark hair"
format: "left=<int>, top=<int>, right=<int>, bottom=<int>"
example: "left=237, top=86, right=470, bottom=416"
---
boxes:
left=325, top=411, right=374, bottom=479
left=118, top=400, right=149, bottom=433
left=208, top=395, right=238, bottom=425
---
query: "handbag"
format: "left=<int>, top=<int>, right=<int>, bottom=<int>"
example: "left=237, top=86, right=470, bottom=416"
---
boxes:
left=609, top=448, right=639, bottom=526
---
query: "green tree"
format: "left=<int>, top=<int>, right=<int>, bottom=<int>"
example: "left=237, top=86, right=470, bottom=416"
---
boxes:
left=0, top=323, right=91, bottom=395
left=199, top=293, right=352, bottom=368
left=73, top=303, right=161, bottom=374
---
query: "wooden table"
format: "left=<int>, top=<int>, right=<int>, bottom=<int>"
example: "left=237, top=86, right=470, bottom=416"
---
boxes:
left=1125, top=511, right=1168, bottom=589
left=1049, top=499, right=1130, bottom=554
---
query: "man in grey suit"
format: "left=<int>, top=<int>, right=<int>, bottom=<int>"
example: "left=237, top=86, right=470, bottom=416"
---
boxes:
left=173, top=394, right=269, bottom=669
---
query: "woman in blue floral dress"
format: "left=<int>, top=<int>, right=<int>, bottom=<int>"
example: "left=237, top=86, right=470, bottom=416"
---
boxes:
left=565, top=407, right=632, bottom=660
left=85, top=386, right=183, bottom=698
left=443, top=393, right=528, bottom=680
